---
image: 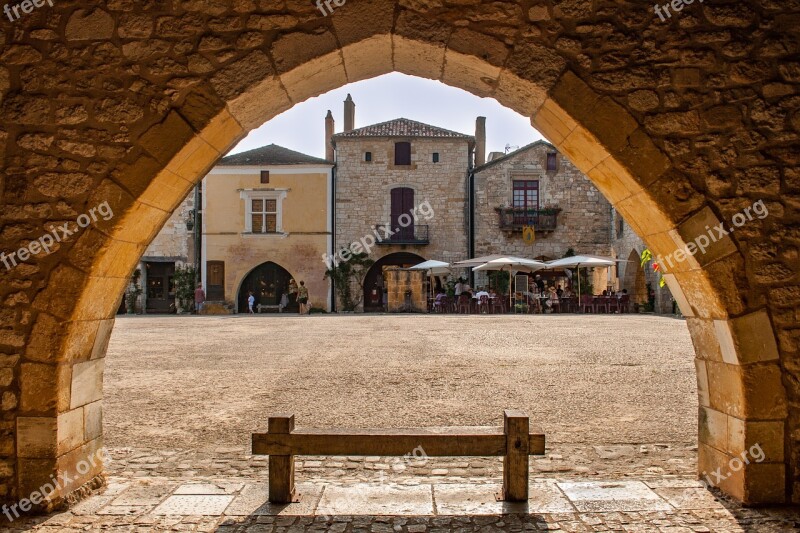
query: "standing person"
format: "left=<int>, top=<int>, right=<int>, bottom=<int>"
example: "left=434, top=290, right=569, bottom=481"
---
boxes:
left=455, top=278, right=464, bottom=297
left=194, top=283, right=205, bottom=314
left=297, top=281, right=309, bottom=315
left=247, top=291, right=255, bottom=314
left=288, top=279, right=298, bottom=311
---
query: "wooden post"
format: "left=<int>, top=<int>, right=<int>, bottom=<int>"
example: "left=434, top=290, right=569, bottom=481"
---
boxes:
left=502, top=410, right=529, bottom=501
left=268, top=414, right=297, bottom=503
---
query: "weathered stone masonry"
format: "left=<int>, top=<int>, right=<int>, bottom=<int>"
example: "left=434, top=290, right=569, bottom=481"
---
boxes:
left=0, top=0, right=797, bottom=508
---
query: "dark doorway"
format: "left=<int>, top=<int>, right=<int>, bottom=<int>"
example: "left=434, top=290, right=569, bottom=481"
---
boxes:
left=362, top=252, right=425, bottom=312
left=238, top=261, right=295, bottom=313
left=145, top=261, right=176, bottom=314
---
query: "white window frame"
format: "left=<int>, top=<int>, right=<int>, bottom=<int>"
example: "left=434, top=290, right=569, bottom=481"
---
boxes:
left=240, top=189, right=288, bottom=234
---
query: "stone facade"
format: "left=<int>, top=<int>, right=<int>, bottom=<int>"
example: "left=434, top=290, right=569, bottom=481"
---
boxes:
left=0, top=0, right=795, bottom=508
left=474, top=141, right=611, bottom=260
left=333, top=132, right=472, bottom=309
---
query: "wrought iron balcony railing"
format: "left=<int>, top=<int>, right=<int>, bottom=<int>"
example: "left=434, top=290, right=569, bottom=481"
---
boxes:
left=496, top=207, right=560, bottom=232
left=375, top=224, right=430, bottom=245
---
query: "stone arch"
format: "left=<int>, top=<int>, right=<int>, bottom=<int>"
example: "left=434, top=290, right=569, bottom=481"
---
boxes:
left=621, top=249, right=647, bottom=306
left=236, top=261, right=296, bottom=314
left=0, top=2, right=794, bottom=508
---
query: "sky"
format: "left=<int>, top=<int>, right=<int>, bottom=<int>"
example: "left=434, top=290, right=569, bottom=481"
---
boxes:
left=228, top=73, right=544, bottom=158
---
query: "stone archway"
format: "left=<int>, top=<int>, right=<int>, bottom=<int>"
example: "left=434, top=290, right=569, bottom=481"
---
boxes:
left=621, top=249, right=647, bottom=307
left=237, top=261, right=295, bottom=314
left=0, top=1, right=795, bottom=509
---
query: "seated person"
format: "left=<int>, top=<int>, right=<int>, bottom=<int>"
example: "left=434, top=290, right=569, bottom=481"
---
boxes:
left=546, top=286, right=559, bottom=307
left=556, top=284, right=564, bottom=298
left=474, top=287, right=490, bottom=299
left=461, top=284, right=473, bottom=298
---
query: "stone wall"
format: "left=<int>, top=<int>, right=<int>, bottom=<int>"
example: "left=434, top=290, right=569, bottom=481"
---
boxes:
left=142, top=188, right=196, bottom=263
left=335, top=136, right=471, bottom=302
left=473, top=142, right=612, bottom=261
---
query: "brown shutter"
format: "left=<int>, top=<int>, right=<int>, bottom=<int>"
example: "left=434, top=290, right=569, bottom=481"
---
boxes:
left=395, top=142, right=411, bottom=165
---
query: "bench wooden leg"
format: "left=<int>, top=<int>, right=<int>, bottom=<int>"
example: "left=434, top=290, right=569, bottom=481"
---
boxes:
left=501, top=410, right=529, bottom=502
left=268, top=415, right=298, bottom=503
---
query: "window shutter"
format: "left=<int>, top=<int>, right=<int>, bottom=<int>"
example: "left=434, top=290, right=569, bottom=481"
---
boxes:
left=395, top=142, right=411, bottom=165
left=260, top=170, right=270, bottom=184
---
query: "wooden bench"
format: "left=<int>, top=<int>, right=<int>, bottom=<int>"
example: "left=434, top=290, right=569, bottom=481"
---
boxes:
left=257, top=304, right=282, bottom=313
left=252, top=410, right=545, bottom=504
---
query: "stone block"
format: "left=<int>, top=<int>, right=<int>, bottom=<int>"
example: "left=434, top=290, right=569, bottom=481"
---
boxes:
left=72, top=276, right=130, bottom=321
left=281, top=51, right=349, bottom=104
left=55, top=437, right=104, bottom=499
left=393, top=36, right=445, bottom=81
left=17, top=417, right=57, bottom=459
left=442, top=49, right=501, bottom=99
left=676, top=207, right=738, bottom=267
left=57, top=408, right=84, bottom=455
left=698, top=442, right=744, bottom=502
left=90, top=238, right=145, bottom=280
left=91, top=319, right=114, bottom=360
left=686, top=318, right=723, bottom=361
left=671, top=270, right=728, bottom=319
left=531, top=98, right=577, bottom=145
left=741, top=462, right=787, bottom=505
left=698, top=406, right=728, bottom=452
left=727, top=417, right=784, bottom=463
left=341, top=35, right=393, bottom=82
left=61, top=320, right=101, bottom=362
left=16, top=458, right=57, bottom=504
left=20, top=363, right=71, bottom=414
left=69, top=359, right=104, bottom=409
left=200, top=108, right=246, bottom=153
left=225, top=77, right=292, bottom=131
left=714, top=311, right=779, bottom=365
left=83, top=401, right=102, bottom=442
left=695, top=358, right=711, bottom=407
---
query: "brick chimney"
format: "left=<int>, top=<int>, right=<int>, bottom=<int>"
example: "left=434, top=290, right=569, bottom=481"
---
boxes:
left=344, top=94, right=355, bottom=132
left=475, top=116, right=486, bottom=166
left=325, top=110, right=335, bottom=161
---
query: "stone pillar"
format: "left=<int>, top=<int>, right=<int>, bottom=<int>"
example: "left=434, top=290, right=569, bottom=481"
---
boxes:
left=344, top=94, right=355, bottom=133
left=325, top=110, right=335, bottom=162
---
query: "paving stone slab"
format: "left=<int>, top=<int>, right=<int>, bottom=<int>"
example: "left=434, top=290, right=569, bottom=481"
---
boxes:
left=153, top=495, right=235, bottom=516
left=316, top=483, right=434, bottom=516
left=433, top=482, right=575, bottom=515
left=174, top=482, right=244, bottom=495
left=225, top=483, right=323, bottom=516
left=653, top=487, right=727, bottom=510
left=111, top=482, right=176, bottom=506
left=557, top=481, right=672, bottom=512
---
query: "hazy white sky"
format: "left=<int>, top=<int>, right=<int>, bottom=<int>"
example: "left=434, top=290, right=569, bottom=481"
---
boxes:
left=229, top=73, right=544, bottom=158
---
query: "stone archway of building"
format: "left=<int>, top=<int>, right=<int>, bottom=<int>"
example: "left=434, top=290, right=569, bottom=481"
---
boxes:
left=621, top=249, right=648, bottom=308
left=237, top=261, right=296, bottom=314
left=363, top=252, right=426, bottom=311
left=2, top=9, right=792, bottom=509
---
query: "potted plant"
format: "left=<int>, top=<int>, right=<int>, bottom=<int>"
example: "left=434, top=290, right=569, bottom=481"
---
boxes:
left=125, top=269, right=142, bottom=315
left=173, top=265, right=197, bottom=314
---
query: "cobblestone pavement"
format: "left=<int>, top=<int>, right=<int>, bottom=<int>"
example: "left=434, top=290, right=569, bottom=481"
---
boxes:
left=7, top=316, right=795, bottom=530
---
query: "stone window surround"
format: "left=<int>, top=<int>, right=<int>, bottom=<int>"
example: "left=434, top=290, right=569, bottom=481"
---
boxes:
left=505, top=170, right=548, bottom=208
left=239, top=189, right=288, bottom=235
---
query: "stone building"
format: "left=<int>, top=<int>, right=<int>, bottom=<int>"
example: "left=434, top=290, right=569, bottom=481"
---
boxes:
left=125, top=189, right=198, bottom=314
left=331, top=101, right=475, bottom=311
left=201, top=144, right=333, bottom=313
left=471, top=139, right=671, bottom=305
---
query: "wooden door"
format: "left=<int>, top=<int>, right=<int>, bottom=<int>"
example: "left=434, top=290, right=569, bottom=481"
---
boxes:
left=207, top=261, right=225, bottom=301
